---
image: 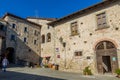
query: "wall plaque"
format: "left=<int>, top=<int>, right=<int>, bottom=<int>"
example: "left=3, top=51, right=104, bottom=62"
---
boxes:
left=112, top=57, right=116, bottom=61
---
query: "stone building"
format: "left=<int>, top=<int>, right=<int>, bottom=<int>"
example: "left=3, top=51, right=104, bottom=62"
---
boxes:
left=27, top=17, right=56, bottom=64
left=47, top=0, right=120, bottom=74
left=0, top=0, right=119, bottom=74
left=25, top=0, right=120, bottom=74
left=0, top=19, right=7, bottom=63
left=2, top=13, right=41, bottom=64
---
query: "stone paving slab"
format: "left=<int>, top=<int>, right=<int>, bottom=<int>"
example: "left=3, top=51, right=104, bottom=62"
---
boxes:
left=0, top=67, right=120, bottom=80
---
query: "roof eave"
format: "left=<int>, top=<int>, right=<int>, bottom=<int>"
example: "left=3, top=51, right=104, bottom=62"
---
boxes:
left=2, top=13, right=42, bottom=29
left=48, top=0, right=118, bottom=26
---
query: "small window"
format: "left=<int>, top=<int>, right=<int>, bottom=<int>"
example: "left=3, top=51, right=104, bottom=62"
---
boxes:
left=87, top=56, right=91, bottom=59
left=34, top=30, right=38, bottom=36
left=34, top=40, right=37, bottom=45
left=47, top=26, right=50, bottom=29
left=24, top=37, right=27, bottom=42
left=71, top=22, right=78, bottom=36
left=28, top=49, right=31, bottom=52
left=24, top=27, right=27, bottom=32
left=10, top=35, right=15, bottom=41
left=74, top=51, right=82, bottom=56
left=38, top=32, right=40, bottom=34
left=0, top=25, right=4, bottom=31
left=41, top=35, right=45, bottom=43
left=96, top=12, right=107, bottom=29
left=57, top=55, right=60, bottom=58
left=12, top=24, right=16, bottom=29
left=47, top=33, right=51, bottom=42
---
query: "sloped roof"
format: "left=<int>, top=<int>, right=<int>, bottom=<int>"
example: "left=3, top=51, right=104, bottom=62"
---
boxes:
left=2, top=13, right=42, bottom=28
left=48, top=0, right=118, bottom=26
left=27, top=17, right=57, bottom=21
left=0, top=18, right=7, bottom=22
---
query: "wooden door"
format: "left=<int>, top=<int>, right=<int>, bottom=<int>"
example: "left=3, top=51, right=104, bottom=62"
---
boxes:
left=96, top=41, right=118, bottom=74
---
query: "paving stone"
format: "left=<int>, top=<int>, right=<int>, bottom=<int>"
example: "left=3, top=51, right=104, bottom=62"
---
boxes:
left=0, top=67, right=119, bottom=80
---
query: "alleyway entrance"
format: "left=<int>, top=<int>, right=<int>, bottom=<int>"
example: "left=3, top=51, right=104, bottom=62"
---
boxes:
left=5, top=47, right=15, bottom=63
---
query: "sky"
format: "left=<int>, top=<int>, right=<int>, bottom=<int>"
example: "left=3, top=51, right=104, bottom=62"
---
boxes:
left=0, top=0, right=102, bottom=18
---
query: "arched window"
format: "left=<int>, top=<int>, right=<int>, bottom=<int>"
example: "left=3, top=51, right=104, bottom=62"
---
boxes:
left=47, top=33, right=51, bottom=42
left=41, top=35, right=45, bottom=43
left=96, top=41, right=116, bottom=50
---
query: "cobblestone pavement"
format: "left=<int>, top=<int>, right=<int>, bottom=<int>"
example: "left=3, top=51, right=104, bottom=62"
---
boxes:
left=0, top=67, right=119, bottom=80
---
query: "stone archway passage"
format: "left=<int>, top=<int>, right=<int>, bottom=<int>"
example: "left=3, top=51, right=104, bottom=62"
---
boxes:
left=5, top=47, right=15, bottom=63
left=95, top=41, right=119, bottom=74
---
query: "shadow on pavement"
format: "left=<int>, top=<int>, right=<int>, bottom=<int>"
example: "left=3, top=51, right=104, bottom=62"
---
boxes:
left=0, top=70, right=65, bottom=80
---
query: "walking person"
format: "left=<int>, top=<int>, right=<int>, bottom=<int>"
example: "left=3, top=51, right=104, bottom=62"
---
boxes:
left=2, top=57, right=9, bottom=72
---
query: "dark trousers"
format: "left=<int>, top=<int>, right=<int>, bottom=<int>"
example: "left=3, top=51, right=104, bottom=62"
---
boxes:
left=2, top=65, right=7, bottom=72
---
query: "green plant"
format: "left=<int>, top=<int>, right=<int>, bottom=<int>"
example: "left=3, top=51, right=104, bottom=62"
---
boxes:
left=115, top=69, right=120, bottom=75
left=44, top=64, right=48, bottom=68
left=83, top=66, right=92, bottom=75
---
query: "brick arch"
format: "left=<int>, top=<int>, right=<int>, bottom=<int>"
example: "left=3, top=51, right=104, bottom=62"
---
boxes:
left=93, top=38, right=118, bottom=50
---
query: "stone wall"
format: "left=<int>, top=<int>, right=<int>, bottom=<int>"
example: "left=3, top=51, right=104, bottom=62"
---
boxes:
left=53, top=1, right=120, bottom=73
left=27, top=1, right=120, bottom=73
left=27, top=18, right=55, bottom=63
left=4, top=16, right=41, bottom=64
left=1, top=0, right=119, bottom=74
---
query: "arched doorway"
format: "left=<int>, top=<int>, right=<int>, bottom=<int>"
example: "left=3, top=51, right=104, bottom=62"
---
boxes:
left=4, top=47, right=15, bottom=63
left=95, top=41, right=118, bottom=74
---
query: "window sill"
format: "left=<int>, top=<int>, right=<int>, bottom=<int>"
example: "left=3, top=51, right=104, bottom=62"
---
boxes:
left=74, top=56, right=81, bottom=59
left=70, top=33, right=79, bottom=36
left=47, top=41, right=51, bottom=43
left=95, top=26, right=109, bottom=31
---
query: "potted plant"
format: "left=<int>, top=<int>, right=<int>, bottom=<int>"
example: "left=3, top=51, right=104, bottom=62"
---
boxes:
left=44, top=64, right=48, bottom=68
left=115, top=69, right=120, bottom=78
left=83, top=66, right=92, bottom=75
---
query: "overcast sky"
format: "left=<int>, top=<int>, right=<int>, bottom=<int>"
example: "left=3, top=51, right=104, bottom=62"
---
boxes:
left=0, top=0, right=102, bottom=18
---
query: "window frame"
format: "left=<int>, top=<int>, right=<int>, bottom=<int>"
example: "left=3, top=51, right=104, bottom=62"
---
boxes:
left=10, top=34, right=15, bottom=41
left=12, top=23, right=16, bottom=29
left=47, top=33, right=51, bottom=42
left=24, top=27, right=27, bottom=32
left=47, top=26, right=50, bottom=29
left=34, top=40, right=37, bottom=45
left=70, top=21, right=79, bottom=36
left=24, top=37, right=27, bottom=43
left=34, top=30, right=39, bottom=36
left=41, top=35, right=45, bottom=43
left=96, top=12, right=109, bottom=30
left=74, top=51, right=82, bottom=57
